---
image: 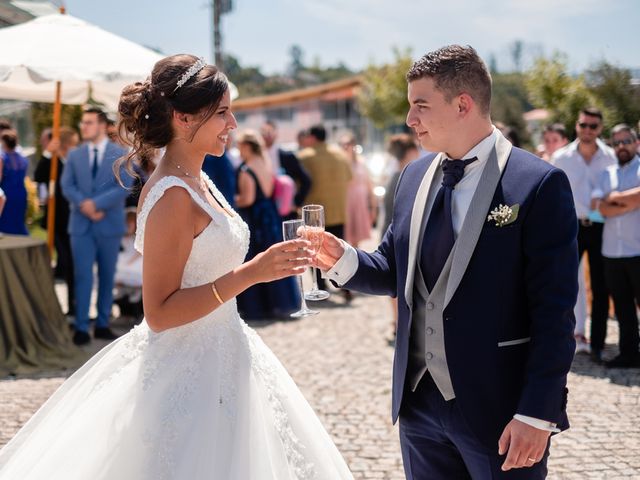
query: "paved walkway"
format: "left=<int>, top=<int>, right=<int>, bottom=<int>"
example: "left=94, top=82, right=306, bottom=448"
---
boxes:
left=1, top=285, right=639, bottom=479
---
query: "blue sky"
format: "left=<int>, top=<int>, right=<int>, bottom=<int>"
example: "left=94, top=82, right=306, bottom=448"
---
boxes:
left=64, top=0, right=639, bottom=74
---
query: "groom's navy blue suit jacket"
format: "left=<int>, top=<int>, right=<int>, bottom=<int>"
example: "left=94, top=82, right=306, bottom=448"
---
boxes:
left=345, top=146, right=578, bottom=447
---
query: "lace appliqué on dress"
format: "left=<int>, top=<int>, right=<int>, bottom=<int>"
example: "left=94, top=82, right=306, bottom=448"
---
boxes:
left=244, top=326, right=318, bottom=480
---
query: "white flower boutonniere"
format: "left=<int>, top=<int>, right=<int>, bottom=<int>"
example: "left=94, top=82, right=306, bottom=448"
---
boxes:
left=487, top=203, right=519, bottom=227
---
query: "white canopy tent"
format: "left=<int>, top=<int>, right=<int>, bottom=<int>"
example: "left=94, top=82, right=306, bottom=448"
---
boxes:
left=0, top=12, right=237, bottom=251
left=0, top=13, right=238, bottom=110
left=0, top=13, right=165, bottom=111
left=0, top=12, right=164, bottom=251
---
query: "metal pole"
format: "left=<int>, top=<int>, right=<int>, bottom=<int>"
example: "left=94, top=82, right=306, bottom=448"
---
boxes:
left=213, top=0, right=223, bottom=70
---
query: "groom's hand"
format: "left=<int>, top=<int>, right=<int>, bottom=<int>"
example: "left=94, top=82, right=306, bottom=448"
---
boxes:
left=312, top=232, right=345, bottom=271
left=498, top=419, right=550, bottom=471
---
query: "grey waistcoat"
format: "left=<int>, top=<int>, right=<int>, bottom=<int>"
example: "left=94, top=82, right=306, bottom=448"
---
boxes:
left=404, top=135, right=508, bottom=402
left=407, top=222, right=457, bottom=400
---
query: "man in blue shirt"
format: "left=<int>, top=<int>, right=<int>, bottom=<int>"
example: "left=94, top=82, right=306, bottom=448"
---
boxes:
left=593, top=124, right=640, bottom=368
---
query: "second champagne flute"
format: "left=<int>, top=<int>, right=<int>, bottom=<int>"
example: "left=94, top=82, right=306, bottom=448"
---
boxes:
left=302, top=204, right=330, bottom=301
left=282, top=219, right=319, bottom=318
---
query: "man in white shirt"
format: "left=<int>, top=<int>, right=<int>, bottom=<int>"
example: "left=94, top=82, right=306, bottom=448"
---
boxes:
left=592, top=124, right=640, bottom=368
left=552, top=108, right=616, bottom=363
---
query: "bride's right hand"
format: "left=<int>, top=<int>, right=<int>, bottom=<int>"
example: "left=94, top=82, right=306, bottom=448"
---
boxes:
left=249, top=239, right=312, bottom=284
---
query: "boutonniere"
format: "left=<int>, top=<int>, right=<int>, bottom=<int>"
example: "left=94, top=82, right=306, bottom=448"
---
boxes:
left=487, top=203, right=519, bottom=227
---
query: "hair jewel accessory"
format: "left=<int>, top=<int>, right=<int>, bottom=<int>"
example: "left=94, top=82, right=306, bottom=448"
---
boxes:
left=173, top=57, right=207, bottom=93
left=144, top=114, right=149, bottom=119
left=160, top=92, right=165, bottom=97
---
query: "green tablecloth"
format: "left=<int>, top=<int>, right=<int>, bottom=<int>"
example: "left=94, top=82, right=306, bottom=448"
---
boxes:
left=0, top=234, right=87, bottom=376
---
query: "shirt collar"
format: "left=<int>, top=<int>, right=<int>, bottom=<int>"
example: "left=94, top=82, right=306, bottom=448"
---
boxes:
left=440, top=126, right=498, bottom=168
left=566, top=137, right=611, bottom=155
left=89, top=137, right=109, bottom=154
left=618, top=155, right=640, bottom=171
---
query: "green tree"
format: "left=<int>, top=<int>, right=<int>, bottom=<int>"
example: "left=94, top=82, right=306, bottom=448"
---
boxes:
left=357, top=47, right=413, bottom=129
left=525, top=52, right=600, bottom=137
left=586, top=61, right=640, bottom=131
left=491, top=72, right=532, bottom=147
left=222, top=54, right=269, bottom=97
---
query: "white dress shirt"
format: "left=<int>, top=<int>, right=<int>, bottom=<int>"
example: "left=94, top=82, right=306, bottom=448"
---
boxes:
left=593, top=156, right=640, bottom=258
left=326, top=127, right=559, bottom=432
left=551, top=139, right=616, bottom=220
left=267, top=144, right=281, bottom=173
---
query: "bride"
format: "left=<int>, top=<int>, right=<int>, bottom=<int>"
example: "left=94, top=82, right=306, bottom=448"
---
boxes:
left=0, top=54, right=353, bottom=480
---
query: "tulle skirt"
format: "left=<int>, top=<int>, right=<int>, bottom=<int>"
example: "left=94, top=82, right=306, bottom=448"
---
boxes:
left=0, top=302, right=353, bottom=479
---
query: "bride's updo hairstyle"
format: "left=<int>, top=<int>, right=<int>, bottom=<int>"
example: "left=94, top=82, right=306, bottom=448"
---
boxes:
left=116, top=54, right=229, bottom=179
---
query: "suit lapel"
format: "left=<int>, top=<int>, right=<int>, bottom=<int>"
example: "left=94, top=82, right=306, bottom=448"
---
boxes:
left=443, top=132, right=513, bottom=307
left=80, top=144, right=93, bottom=191
left=404, top=153, right=443, bottom=307
left=95, top=142, right=113, bottom=185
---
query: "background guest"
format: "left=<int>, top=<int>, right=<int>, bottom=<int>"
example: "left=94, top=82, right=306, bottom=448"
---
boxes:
left=552, top=107, right=616, bottom=362
left=297, top=128, right=314, bottom=150
left=340, top=131, right=376, bottom=248
left=298, top=124, right=352, bottom=295
left=34, top=126, right=79, bottom=316
left=593, top=124, right=640, bottom=368
left=382, top=134, right=420, bottom=237
left=202, top=149, right=236, bottom=208
left=125, top=147, right=159, bottom=210
left=261, top=120, right=312, bottom=219
left=61, top=106, right=131, bottom=346
left=382, top=133, right=420, bottom=338
left=539, top=123, right=569, bottom=162
left=234, top=130, right=299, bottom=319
left=0, top=129, right=28, bottom=235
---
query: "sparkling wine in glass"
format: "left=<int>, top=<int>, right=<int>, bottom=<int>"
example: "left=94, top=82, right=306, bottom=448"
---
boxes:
left=282, top=219, right=319, bottom=318
left=302, top=205, right=330, bottom=301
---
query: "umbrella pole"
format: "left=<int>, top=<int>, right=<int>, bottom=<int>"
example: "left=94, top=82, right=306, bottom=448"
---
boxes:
left=46, top=81, right=62, bottom=257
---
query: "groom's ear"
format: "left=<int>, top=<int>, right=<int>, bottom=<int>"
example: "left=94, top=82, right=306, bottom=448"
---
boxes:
left=456, top=93, right=474, bottom=117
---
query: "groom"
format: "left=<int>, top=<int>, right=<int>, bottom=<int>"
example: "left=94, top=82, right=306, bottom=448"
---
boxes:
left=316, top=45, right=578, bottom=479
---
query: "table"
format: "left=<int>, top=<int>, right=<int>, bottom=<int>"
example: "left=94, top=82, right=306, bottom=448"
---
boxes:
left=0, top=234, right=86, bottom=376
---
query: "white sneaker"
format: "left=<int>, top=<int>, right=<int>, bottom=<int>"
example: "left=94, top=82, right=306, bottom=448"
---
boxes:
left=575, top=334, right=591, bottom=354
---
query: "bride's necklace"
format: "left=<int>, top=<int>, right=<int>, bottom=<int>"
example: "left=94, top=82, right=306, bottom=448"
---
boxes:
left=171, top=160, right=234, bottom=217
left=172, top=161, right=207, bottom=193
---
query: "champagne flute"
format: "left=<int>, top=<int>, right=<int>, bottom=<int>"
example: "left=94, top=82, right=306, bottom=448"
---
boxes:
left=282, top=219, right=319, bottom=318
left=302, top=204, right=330, bottom=301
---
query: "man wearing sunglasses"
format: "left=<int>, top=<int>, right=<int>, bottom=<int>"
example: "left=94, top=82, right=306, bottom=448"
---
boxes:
left=552, top=107, right=616, bottom=364
left=591, top=124, right=640, bottom=368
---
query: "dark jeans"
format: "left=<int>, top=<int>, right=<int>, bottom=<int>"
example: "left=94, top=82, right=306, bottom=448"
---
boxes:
left=578, top=223, right=609, bottom=351
left=604, top=256, right=640, bottom=359
left=317, top=224, right=345, bottom=290
left=399, top=374, right=549, bottom=479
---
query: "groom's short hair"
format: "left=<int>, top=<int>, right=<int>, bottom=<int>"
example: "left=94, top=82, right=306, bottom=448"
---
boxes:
left=406, top=45, right=492, bottom=116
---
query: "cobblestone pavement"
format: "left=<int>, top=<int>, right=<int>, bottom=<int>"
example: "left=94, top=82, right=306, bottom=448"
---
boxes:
left=1, top=285, right=639, bottom=479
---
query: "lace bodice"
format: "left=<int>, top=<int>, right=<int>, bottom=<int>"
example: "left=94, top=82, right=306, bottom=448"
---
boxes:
left=135, top=174, right=249, bottom=290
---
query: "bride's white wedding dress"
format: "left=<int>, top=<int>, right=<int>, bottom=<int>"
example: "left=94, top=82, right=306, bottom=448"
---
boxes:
left=0, top=175, right=353, bottom=480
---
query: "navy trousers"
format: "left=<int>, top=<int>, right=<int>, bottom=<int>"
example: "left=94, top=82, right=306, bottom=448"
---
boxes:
left=71, top=231, right=121, bottom=332
left=399, top=374, right=549, bottom=480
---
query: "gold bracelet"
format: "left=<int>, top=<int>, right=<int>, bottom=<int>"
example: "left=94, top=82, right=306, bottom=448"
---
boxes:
left=210, top=281, right=224, bottom=305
